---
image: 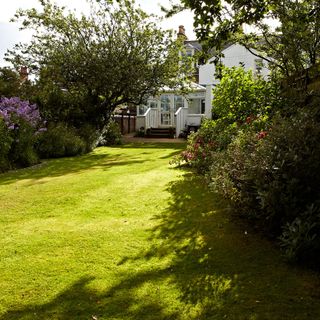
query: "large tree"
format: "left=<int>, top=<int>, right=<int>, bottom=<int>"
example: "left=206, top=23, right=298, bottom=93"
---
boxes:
left=0, top=68, right=21, bottom=98
left=0, top=67, right=36, bottom=100
left=164, top=0, right=271, bottom=51
left=167, top=0, right=320, bottom=76
left=238, top=1, right=320, bottom=76
left=6, top=0, right=184, bottom=130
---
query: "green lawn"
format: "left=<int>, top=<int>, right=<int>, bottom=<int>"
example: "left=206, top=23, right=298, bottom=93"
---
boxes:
left=0, top=142, right=320, bottom=320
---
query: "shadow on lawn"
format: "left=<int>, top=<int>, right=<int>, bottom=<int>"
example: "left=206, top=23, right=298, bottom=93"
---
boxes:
left=0, top=143, right=183, bottom=186
left=2, top=171, right=320, bottom=319
left=1, top=274, right=179, bottom=320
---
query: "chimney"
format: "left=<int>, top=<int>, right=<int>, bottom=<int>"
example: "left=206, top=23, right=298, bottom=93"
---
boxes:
left=19, top=66, right=28, bottom=82
left=177, top=25, right=188, bottom=40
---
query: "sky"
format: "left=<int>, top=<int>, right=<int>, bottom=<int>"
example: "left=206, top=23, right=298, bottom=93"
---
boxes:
left=0, top=0, right=196, bottom=67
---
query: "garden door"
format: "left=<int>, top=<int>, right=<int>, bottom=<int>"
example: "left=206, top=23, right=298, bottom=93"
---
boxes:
left=160, top=94, right=173, bottom=126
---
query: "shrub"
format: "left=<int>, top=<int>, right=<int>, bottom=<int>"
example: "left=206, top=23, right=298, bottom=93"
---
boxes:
left=279, top=204, right=320, bottom=263
left=207, top=106, right=320, bottom=261
left=9, top=118, right=40, bottom=167
left=98, top=120, right=122, bottom=146
left=0, top=97, right=45, bottom=169
left=175, top=131, right=216, bottom=173
left=207, top=129, right=258, bottom=208
left=173, top=115, right=266, bottom=174
left=175, top=66, right=320, bottom=262
left=77, top=123, right=101, bottom=152
left=37, top=123, right=86, bottom=158
left=212, top=66, right=280, bottom=123
left=175, top=67, right=277, bottom=173
left=171, top=120, right=217, bottom=172
left=251, top=109, right=320, bottom=231
left=0, top=118, right=12, bottom=172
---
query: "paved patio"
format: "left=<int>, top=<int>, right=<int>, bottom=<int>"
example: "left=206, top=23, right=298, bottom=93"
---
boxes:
left=122, top=133, right=186, bottom=144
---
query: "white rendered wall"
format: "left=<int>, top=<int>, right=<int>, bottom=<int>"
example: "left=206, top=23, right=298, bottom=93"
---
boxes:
left=199, top=44, right=269, bottom=86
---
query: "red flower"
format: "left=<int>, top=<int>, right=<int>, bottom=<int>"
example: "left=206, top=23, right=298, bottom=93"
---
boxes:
left=257, top=131, right=268, bottom=139
left=246, top=116, right=252, bottom=124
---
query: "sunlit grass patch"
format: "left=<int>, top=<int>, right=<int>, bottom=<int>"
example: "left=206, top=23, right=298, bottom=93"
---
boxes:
left=0, top=142, right=319, bottom=319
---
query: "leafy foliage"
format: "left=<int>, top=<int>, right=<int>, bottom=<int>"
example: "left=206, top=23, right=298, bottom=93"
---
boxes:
left=238, top=1, right=320, bottom=76
left=0, top=67, right=38, bottom=100
left=0, top=97, right=45, bottom=170
left=207, top=104, right=320, bottom=262
left=0, top=119, right=12, bottom=172
left=280, top=204, right=320, bottom=262
left=98, top=120, right=122, bottom=146
left=173, top=67, right=277, bottom=172
left=0, top=68, right=21, bottom=98
left=169, top=0, right=320, bottom=76
left=212, top=67, right=279, bottom=123
left=37, top=123, right=86, bottom=158
left=165, top=0, right=269, bottom=52
left=176, top=65, right=320, bottom=262
left=7, top=0, right=185, bottom=132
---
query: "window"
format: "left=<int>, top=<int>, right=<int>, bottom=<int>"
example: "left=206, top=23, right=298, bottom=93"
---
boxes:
left=174, top=95, right=185, bottom=112
left=201, top=99, right=206, bottom=114
left=188, top=99, right=205, bottom=114
left=160, top=95, right=171, bottom=112
left=188, top=98, right=204, bottom=114
left=148, top=100, right=157, bottom=109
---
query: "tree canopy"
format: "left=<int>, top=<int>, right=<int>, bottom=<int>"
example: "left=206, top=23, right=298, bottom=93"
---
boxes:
left=164, top=0, right=271, bottom=51
left=0, top=68, right=21, bottom=98
left=6, top=0, right=184, bottom=130
left=167, top=0, right=320, bottom=76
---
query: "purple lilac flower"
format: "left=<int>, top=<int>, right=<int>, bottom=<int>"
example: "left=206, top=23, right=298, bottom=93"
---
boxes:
left=0, top=97, right=44, bottom=129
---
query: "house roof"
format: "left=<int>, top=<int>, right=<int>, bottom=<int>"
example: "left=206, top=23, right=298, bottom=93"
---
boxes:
left=184, top=40, right=202, bottom=52
left=184, top=39, right=235, bottom=63
left=161, top=81, right=206, bottom=93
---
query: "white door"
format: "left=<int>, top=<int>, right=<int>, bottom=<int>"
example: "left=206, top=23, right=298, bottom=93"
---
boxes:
left=160, top=95, right=173, bottom=126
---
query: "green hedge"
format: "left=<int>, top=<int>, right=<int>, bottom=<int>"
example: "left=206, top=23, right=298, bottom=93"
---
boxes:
left=37, top=123, right=86, bottom=158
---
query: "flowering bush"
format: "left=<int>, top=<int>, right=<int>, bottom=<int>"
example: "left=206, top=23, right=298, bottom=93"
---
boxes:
left=174, top=66, right=320, bottom=262
left=0, top=97, right=44, bottom=129
left=0, top=97, right=45, bottom=170
left=207, top=107, right=320, bottom=262
left=178, top=131, right=217, bottom=173
left=173, top=67, right=276, bottom=173
left=172, top=115, right=267, bottom=174
left=0, top=119, right=12, bottom=171
left=171, top=119, right=220, bottom=173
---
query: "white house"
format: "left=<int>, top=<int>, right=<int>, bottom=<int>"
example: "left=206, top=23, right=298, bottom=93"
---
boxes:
left=136, top=27, right=269, bottom=138
left=199, top=43, right=269, bottom=86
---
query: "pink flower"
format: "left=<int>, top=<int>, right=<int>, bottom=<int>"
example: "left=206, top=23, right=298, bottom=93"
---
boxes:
left=257, top=131, right=268, bottom=139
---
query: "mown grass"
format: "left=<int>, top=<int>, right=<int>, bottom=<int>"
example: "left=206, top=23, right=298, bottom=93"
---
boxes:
left=0, top=142, right=319, bottom=320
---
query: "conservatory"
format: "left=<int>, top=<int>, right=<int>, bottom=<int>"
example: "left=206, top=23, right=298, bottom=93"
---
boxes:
left=136, top=83, right=213, bottom=138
